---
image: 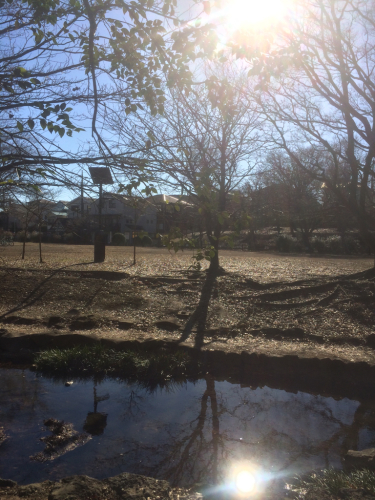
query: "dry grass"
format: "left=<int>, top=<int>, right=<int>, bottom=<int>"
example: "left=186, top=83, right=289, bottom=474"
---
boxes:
left=0, top=243, right=374, bottom=362
left=0, top=243, right=372, bottom=280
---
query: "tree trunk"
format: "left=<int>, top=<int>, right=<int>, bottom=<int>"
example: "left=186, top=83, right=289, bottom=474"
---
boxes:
left=38, top=223, right=43, bottom=263
left=22, top=216, right=29, bottom=260
left=208, top=239, right=219, bottom=274
left=22, top=230, right=27, bottom=260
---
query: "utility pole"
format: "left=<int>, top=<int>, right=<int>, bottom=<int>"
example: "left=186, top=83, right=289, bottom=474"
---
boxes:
left=89, top=167, right=113, bottom=263
left=81, top=172, right=84, bottom=217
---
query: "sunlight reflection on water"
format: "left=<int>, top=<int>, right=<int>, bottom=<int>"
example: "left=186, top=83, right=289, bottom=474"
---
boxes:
left=1, top=368, right=375, bottom=492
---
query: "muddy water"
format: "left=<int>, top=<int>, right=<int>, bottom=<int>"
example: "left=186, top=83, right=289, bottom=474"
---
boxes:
left=1, top=368, right=375, bottom=490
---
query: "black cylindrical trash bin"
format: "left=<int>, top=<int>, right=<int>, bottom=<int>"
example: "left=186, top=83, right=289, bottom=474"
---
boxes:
left=94, top=230, right=105, bottom=263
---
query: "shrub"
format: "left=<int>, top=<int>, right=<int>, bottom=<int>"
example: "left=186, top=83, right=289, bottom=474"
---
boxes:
left=112, top=232, right=127, bottom=246
left=63, top=232, right=75, bottom=243
left=133, top=234, right=152, bottom=246
left=325, top=235, right=344, bottom=254
left=30, top=231, right=40, bottom=243
left=1, top=230, right=14, bottom=241
left=51, top=234, right=62, bottom=243
left=277, top=235, right=307, bottom=253
left=311, top=237, right=327, bottom=254
left=15, top=231, right=28, bottom=242
left=343, top=236, right=360, bottom=255
left=276, top=235, right=293, bottom=253
left=141, top=234, right=153, bottom=246
left=253, top=234, right=276, bottom=251
left=293, top=238, right=306, bottom=253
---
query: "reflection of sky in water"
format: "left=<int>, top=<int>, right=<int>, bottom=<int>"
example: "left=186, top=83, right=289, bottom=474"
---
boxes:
left=1, top=369, right=375, bottom=488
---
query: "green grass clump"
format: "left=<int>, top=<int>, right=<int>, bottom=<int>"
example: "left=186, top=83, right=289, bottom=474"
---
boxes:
left=290, top=469, right=375, bottom=498
left=34, top=344, right=201, bottom=388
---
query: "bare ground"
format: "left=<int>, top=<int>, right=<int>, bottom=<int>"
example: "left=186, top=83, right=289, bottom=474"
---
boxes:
left=0, top=243, right=375, bottom=365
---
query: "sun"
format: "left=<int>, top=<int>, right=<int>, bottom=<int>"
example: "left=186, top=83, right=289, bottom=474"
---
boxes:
left=223, top=0, right=292, bottom=31
left=236, top=470, right=256, bottom=493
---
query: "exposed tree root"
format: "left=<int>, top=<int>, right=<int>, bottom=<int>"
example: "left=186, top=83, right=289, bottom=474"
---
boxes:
left=315, top=286, right=341, bottom=307
left=253, top=298, right=319, bottom=310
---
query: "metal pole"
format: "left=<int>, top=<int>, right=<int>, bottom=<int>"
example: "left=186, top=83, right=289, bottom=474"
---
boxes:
left=133, top=235, right=136, bottom=265
left=133, top=204, right=137, bottom=265
left=94, top=183, right=105, bottom=263
left=81, top=172, right=84, bottom=217
left=99, top=183, right=102, bottom=228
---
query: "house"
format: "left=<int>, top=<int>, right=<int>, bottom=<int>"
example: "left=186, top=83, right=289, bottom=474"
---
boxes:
left=145, top=194, right=194, bottom=234
left=63, top=193, right=158, bottom=241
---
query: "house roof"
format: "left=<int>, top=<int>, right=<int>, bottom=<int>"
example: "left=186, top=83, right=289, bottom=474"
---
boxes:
left=147, top=194, right=192, bottom=206
left=68, top=196, right=92, bottom=205
left=49, top=211, right=68, bottom=217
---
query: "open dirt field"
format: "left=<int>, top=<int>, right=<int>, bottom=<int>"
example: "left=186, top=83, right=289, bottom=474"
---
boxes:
left=1, top=242, right=373, bottom=279
left=1, top=243, right=375, bottom=364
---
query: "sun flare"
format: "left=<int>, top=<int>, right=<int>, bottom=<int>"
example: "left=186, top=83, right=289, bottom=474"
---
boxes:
left=236, top=470, right=256, bottom=494
left=229, top=462, right=262, bottom=496
left=224, top=0, right=292, bottom=31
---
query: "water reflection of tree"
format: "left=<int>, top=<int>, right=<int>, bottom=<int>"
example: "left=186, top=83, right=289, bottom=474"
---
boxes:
left=0, top=370, right=48, bottom=425
left=98, top=378, right=375, bottom=488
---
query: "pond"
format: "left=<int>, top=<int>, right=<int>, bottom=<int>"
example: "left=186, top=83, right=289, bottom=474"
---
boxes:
left=1, top=368, right=375, bottom=494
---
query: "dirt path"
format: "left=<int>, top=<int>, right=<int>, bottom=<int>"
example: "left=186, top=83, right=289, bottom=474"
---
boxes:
left=0, top=244, right=374, bottom=368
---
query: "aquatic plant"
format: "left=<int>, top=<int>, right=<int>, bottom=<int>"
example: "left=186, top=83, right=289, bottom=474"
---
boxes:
left=34, top=345, right=202, bottom=389
left=290, top=468, right=375, bottom=498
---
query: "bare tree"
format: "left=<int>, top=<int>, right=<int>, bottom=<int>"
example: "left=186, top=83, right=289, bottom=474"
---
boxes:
left=112, top=68, right=263, bottom=273
left=240, top=0, right=375, bottom=254
left=258, top=150, right=324, bottom=250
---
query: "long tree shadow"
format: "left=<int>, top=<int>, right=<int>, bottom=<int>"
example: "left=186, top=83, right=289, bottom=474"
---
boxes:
left=0, top=261, right=137, bottom=319
left=0, top=261, right=95, bottom=319
left=178, top=271, right=217, bottom=349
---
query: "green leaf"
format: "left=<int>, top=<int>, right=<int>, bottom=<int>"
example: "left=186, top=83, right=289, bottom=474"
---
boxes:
left=14, top=67, right=30, bottom=78
left=147, top=130, right=156, bottom=141
left=16, top=121, right=23, bottom=132
left=27, top=118, right=35, bottom=129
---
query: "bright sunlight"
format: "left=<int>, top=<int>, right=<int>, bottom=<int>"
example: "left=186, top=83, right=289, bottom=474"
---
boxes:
left=224, top=0, right=292, bottom=30
left=235, top=470, right=257, bottom=494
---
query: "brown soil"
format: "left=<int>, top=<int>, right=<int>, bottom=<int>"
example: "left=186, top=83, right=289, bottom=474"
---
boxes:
left=0, top=243, right=374, bottom=365
left=0, top=475, right=202, bottom=500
